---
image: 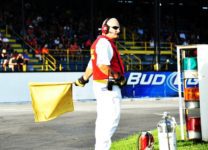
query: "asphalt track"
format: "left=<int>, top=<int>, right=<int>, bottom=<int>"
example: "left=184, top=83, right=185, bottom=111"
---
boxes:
left=0, top=98, right=181, bottom=150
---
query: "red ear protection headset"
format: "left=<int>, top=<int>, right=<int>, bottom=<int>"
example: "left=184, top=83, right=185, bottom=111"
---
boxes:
left=102, top=18, right=110, bottom=34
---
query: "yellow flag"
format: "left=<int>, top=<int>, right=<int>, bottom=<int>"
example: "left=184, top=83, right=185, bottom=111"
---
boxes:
left=29, top=82, right=74, bottom=122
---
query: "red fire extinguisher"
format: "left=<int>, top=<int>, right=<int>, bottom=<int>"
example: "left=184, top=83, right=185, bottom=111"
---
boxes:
left=138, top=131, right=154, bottom=150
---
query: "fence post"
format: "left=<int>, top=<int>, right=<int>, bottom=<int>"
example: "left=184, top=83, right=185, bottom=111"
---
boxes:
left=59, top=64, right=62, bottom=71
left=45, top=60, right=48, bottom=71
left=123, top=27, right=126, bottom=41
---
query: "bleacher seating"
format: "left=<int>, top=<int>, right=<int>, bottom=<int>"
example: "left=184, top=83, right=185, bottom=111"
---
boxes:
left=0, top=28, right=42, bottom=72
left=2, top=0, right=202, bottom=72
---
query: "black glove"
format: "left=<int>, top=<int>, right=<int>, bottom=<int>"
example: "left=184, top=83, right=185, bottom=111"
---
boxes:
left=75, top=76, right=89, bottom=87
left=107, top=80, right=115, bottom=91
left=107, top=75, right=127, bottom=91
left=115, top=75, right=127, bottom=87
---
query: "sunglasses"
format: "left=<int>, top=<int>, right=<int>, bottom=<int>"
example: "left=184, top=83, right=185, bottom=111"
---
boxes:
left=111, top=26, right=120, bottom=30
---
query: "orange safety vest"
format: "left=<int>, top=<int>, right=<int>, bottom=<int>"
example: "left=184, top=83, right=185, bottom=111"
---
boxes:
left=91, top=35, right=124, bottom=80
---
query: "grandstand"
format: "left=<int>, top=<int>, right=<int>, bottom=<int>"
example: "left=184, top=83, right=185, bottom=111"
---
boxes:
left=0, top=0, right=207, bottom=72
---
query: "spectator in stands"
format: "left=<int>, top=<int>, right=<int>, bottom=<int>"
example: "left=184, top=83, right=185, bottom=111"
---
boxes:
left=84, top=39, right=92, bottom=49
left=0, top=49, right=2, bottom=70
left=16, top=53, right=24, bottom=71
left=34, top=45, right=42, bottom=62
left=149, top=37, right=154, bottom=48
left=8, top=53, right=17, bottom=71
left=63, top=25, right=71, bottom=38
left=5, top=43, right=13, bottom=54
left=12, top=51, right=18, bottom=58
left=42, top=44, right=49, bottom=55
left=69, top=39, right=81, bottom=61
left=41, top=44, right=49, bottom=66
left=53, top=37, right=60, bottom=49
left=23, top=50, right=30, bottom=65
left=1, top=49, right=9, bottom=71
left=182, top=38, right=189, bottom=46
left=0, top=34, right=3, bottom=49
left=2, top=37, right=9, bottom=43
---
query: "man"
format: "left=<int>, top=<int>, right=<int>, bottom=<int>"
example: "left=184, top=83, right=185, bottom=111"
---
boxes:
left=75, top=18, right=126, bottom=150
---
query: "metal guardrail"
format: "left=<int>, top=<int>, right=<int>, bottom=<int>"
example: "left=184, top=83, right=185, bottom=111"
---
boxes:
left=42, top=54, right=57, bottom=71
left=121, top=54, right=142, bottom=71
left=38, top=44, right=175, bottom=72
left=117, top=41, right=175, bottom=56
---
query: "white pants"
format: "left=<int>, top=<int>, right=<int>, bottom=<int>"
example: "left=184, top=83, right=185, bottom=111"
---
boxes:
left=93, top=81, right=122, bottom=150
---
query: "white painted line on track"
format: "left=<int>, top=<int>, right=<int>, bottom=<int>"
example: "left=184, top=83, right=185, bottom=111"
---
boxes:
left=0, top=108, right=32, bottom=112
left=153, top=113, right=164, bottom=116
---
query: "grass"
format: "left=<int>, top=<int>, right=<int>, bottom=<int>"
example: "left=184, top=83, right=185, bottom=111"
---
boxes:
left=111, top=127, right=208, bottom=150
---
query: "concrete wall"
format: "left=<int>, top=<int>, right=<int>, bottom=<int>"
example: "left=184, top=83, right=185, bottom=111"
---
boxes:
left=0, top=72, right=95, bottom=103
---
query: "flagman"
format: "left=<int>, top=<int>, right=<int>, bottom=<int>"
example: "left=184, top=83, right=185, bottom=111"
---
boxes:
left=75, top=18, right=126, bottom=150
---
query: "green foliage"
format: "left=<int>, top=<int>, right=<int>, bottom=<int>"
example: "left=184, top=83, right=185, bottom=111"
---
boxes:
left=111, top=127, right=208, bottom=150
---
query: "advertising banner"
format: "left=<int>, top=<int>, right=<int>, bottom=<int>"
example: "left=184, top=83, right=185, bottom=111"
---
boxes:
left=122, top=72, right=198, bottom=98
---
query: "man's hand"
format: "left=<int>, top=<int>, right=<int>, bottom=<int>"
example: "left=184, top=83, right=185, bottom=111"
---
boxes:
left=115, top=75, right=127, bottom=87
left=75, top=76, right=89, bottom=87
left=107, top=75, right=126, bottom=91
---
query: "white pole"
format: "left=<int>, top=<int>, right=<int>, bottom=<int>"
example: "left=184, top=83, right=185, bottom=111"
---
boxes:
left=176, top=46, right=185, bottom=140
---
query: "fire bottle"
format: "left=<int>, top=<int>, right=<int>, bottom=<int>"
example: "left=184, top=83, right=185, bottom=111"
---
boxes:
left=138, top=131, right=154, bottom=150
left=157, top=112, right=177, bottom=150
